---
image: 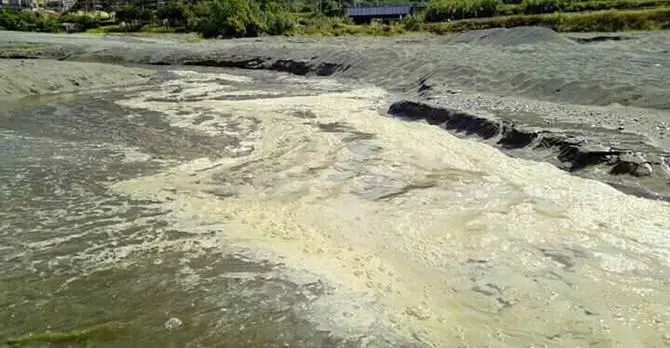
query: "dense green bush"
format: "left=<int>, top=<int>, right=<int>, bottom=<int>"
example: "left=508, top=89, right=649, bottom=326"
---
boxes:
left=113, top=5, right=152, bottom=24
left=424, top=0, right=498, bottom=21
left=115, top=5, right=139, bottom=23
left=424, top=7, right=670, bottom=32
left=60, top=13, right=106, bottom=29
left=3, top=0, right=670, bottom=38
left=401, top=13, right=424, bottom=30
left=187, top=0, right=301, bottom=37
left=497, top=0, right=667, bottom=16
left=190, top=0, right=265, bottom=38
left=260, top=2, right=297, bottom=35
left=0, top=0, right=300, bottom=37
left=521, top=0, right=565, bottom=14
left=155, top=2, right=189, bottom=27
left=294, top=15, right=346, bottom=35
left=531, top=0, right=664, bottom=14
left=0, top=10, right=62, bottom=32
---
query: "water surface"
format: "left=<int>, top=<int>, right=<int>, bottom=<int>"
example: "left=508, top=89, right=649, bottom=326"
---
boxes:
left=2, top=68, right=670, bottom=348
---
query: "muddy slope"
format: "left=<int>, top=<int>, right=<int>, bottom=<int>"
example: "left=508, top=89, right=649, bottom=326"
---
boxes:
left=3, top=29, right=669, bottom=108
left=0, top=59, right=154, bottom=104
left=1, top=28, right=669, bottom=197
left=388, top=99, right=670, bottom=201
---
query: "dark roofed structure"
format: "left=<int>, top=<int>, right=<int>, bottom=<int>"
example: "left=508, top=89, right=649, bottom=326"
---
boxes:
left=345, top=5, right=414, bottom=24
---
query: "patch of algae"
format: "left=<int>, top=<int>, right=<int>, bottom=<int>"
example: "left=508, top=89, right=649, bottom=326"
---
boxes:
left=0, top=44, right=46, bottom=58
left=4, top=321, right=127, bottom=347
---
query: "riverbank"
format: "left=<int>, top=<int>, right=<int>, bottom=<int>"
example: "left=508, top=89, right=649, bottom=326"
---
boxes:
left=2, top=31, right=670, bottom=348
left=0, top=58, right=154, bottom=106
left=79, top=7, right=670, bottom=36
left=4, top=4, right=670, bottom=39
left=1, top=29, right=668, bottom=199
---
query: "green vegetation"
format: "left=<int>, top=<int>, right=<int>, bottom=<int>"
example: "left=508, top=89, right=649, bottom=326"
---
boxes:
left=425, top=0, right=498, bottom=21
left=188, top=0, right=297, bottom=38
left=0, top=10, right=111, bottom=32
left=5, top=321, right=127, bottom=347
left=497, top=0, right=669, bottom=15
left=0, top=10, right=63, bottom=31
left=425, top=7, right=670, bottom=32
left=1, top=0, right=670, bottom=38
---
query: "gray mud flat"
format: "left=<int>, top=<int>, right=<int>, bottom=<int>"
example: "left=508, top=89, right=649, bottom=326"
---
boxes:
left=0, top=59, right=155, bottom=105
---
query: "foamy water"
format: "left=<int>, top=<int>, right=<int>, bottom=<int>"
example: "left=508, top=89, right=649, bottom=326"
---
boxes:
left=107, top=70, right=670, bottom=347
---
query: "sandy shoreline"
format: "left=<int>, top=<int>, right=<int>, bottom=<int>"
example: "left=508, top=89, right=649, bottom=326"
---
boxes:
left=0, top=28, right=668, bottom=198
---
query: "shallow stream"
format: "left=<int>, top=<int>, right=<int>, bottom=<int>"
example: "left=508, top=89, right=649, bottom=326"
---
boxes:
left=2, top=68, right=669, bottom=348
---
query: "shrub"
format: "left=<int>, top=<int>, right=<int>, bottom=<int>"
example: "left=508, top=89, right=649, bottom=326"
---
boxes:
left=402, top=13, right=424, bottom=31
left=423, top=7, right=670, bottom=33
left=155, top=2, right=189, bottom=27
left=115, top=5, right=139, bottom=23
left=424, top=0, right=499, bottom=21
left=260, top=1, right=296, bottom=35
left=138, top=8, right=153, bottom=22
left=140, top=23, right=177, bottom=33
left=521, top=0, right=565, bottom=15
left=191, top=0, right=266, bottom=38
left=0, top=10, right=62, bottom=32
left=60, top=13, right=105, bottom=30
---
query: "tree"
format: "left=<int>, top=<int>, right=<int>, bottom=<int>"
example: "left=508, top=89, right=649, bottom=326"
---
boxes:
left=156, top=1, right=188, bottom=27
left=259, top=1, right=296, bottom=35
left=191, top=0, right=265, bottom=38
left=424, top=0, right=498, bottom=21
left=115, top=5, right=139, bottom=23
left=60, top=13, right=104, bottom=30
left=321, top=0, right=344, bottom=17
left=138, top=8, right=153, bottom=22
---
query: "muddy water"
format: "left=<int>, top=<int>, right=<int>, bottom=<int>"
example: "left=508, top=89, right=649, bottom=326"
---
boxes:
left=2, top=69, right=670, bottom=348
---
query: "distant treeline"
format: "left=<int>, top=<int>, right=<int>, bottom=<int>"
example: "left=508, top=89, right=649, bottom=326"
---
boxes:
left=1, top=0, right=339, bottom=36
left=1, top=0, right=669, bottom=37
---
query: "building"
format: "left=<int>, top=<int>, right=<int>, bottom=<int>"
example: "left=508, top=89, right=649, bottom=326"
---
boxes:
left=43, top=0, right=75, bottom=12
left=67, top=0, right=166, bottom=13
left=345, top=5, right=414, bottom=24
left=0, top=0, right=36, bottom=10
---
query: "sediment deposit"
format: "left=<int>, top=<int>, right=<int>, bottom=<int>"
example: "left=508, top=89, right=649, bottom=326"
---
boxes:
left=2, top=29, right=670, bottom=348
left=1, top=29, right=669, bottom=196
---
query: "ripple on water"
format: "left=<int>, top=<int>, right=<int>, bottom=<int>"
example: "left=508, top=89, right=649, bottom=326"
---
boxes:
left=0, top=72, right=425, bottom=347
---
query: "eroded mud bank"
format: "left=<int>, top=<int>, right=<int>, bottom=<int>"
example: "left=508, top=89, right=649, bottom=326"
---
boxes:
left=2, top=29, right=668, bottom=198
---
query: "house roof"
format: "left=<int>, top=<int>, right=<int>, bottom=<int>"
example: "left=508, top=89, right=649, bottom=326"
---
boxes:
left=345, top=6, right=413, bottom=17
